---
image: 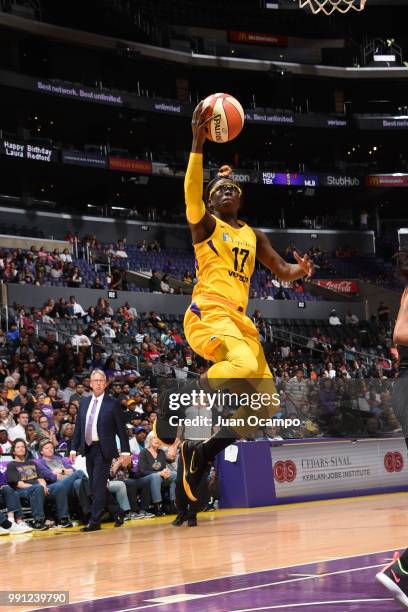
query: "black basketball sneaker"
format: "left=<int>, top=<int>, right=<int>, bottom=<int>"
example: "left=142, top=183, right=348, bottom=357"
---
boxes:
left=376, top=551, right=408, bottom=608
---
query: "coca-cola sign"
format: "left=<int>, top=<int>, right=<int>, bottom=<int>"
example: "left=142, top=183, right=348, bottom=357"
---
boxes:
left=314, top=280, right=359, bottom=294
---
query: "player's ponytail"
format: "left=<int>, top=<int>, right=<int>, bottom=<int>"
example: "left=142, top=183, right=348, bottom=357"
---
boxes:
left=217, top=164, right=233, bottom=179
left=205, top=164, right=237, bottom=202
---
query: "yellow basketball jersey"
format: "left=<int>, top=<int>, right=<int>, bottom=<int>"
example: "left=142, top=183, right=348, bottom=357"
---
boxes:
left=192, top=215, right=257, bottom=311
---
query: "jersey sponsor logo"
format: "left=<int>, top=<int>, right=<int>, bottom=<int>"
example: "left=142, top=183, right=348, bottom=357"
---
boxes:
left=228, top=270, right=249, bottom=283
left=222, top=233, right=231, bottom=241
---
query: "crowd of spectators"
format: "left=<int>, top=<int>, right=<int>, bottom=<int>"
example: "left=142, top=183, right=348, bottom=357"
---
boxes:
left=0, top=246, right=77, bottom=287
left=249, top=305, right=399, bottom=440
left=1, top=231, right=399, bottom=301
left=0, top=287, right=402, bottom=533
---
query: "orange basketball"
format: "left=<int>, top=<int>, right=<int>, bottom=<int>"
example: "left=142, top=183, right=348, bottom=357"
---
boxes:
left=202, top=93, right=245, bottom=143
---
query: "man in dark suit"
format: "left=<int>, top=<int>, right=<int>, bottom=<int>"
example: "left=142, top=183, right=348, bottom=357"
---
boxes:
left=70, top=369, right=130, bottom=531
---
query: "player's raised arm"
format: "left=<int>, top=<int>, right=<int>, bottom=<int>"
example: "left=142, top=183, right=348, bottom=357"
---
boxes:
left=394, top=290, right=408, bottom=345
left=254, top=229, right=315, bottom=281
left=185, top=101, right=216, bottom=242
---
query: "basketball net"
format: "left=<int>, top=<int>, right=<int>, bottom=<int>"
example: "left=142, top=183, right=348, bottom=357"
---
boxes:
left=298, top=0, right=366, bottom=15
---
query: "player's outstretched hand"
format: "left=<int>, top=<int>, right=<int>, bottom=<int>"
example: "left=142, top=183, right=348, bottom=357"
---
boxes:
left=293, top=251, right=315, bottom=280
left=191, top=100, right=214, bottom=151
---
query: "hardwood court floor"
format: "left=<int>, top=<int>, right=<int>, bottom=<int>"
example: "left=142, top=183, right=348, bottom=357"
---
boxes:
left=3, top=492, right=408, bottom=611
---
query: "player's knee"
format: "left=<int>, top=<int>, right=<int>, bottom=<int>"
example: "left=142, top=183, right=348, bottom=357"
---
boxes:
left=229, top=348, right=258, bottom=378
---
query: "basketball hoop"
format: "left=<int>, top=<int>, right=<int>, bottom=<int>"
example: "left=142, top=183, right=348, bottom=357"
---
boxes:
left=298, top=0, right=366, bottom=15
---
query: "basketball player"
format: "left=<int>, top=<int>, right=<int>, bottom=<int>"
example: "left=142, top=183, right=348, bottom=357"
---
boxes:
left=376, top=251, right=408, bottom=608
left=155, top=100, right=314, bottom=503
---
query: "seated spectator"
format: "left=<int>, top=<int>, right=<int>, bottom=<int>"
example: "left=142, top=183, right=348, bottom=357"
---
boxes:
left=4, top=373, right=19, bottom=401
left=108, top=455, right=153, bottom=519
left=322, top=361, right=337, bottom=379
left=57, top=423, right=75, bottom=456
left=70, top=382, right=91, bottom=404
left=67, top=296, right=86, bottom=319
left=127, top=425, right=147, bottom=454
left=183, top=271, right=193, bottom=284
left=0, top=407, right=15, bottom=430
left=149, top=271, right=161, bottom=293
left=378, top=302, right=390, bottom=326
left=60, top=248, right=73, bottom=263
left=72, top=327, right=91, bottom=348
left=345, top=310, right=359, bottom=326
left=8, top=411, right=29, bottom=442
left=109, top=267, right=122, bottom=290
left=160, top=274, right=173, bottom=294
left=26, top=424, right=41, bottom=458
left=67, top=403, right=78, bottom=424
left=6, top=439, right=49, bottom=530
left=285, top=369, right=308, bottom=418
left=114, top=242, right=128, bottom=259
left=14, top=384, right=35, bottom=412
left=37, top=415, right=58, bottom=446
left=92, top=277, right=104, bottom=290
left=318, top=380, right=337, bottom=418
left=329, top=309, right=342, bottom=326
left=37, top=439, right=86, bottom=527
left=136, top=436, right=176, bottom=515
left=50, top=263, right=63, bottom=280
left=124, top=301, right=137, bottom=320
left=62, top=379, right=77, bottom=405
left=149, top=240, right=161, bottom=253
left=0, top=426, right=12, bottom=455
left=67, top=266, right=82, bottom=288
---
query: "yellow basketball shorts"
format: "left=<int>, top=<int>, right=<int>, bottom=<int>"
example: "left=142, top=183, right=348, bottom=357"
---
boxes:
left=184, top=298, right=272, bottom=378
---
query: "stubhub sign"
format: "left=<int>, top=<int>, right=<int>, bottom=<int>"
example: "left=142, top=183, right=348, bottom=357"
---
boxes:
left=322, top=174, right=361, bottom=187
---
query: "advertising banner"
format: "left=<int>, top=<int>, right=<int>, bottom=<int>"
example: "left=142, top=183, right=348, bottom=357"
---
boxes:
left=366, top=174, right=408, bottom=187
left=314, top=279, right=359, bottom=294
left=272, top=438, right=408, bottom=499
left=321, top=174, right=361, bottom=187
left=36, top=79, right=124, bottom=106
left=357, top=116, right=408, bottom=130
left=0, top=139, right=56, bottom=163
left=228, top=31, right=288, bottom=47
left=245, top=111, right=295, bottom=126
left=62, top=150, right=107, bottom=168
left=209, top=168, right=253, bottom=183
left=153, top=102, right=182, bottom=114
left=108, top=157, right=152, bottom=174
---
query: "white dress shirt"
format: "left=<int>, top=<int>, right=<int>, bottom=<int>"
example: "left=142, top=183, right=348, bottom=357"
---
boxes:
left=85, top=393, right=105, bottom=442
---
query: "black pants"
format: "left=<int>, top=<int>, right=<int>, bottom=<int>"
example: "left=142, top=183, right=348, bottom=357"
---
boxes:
left=73, top=476, right=118, bottom=519
left=85, top=443, right=114, bottom=525
left=124, top=479, right=151, bottom=512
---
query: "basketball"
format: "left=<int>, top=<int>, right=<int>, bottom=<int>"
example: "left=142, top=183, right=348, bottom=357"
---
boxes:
left=202, top=93, right=245, bottom=143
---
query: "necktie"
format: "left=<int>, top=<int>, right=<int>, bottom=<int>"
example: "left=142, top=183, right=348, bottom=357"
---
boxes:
left=85, top=398, right=98, bottom=446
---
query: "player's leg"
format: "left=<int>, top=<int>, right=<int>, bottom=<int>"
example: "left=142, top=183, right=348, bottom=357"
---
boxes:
left=376, top=550, right=408, bottom=608
left=376, top=372, right=408, bottom=607
left=182, top=337, right=280, bottom=502
left=155, top=307, right=254, bottom=446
